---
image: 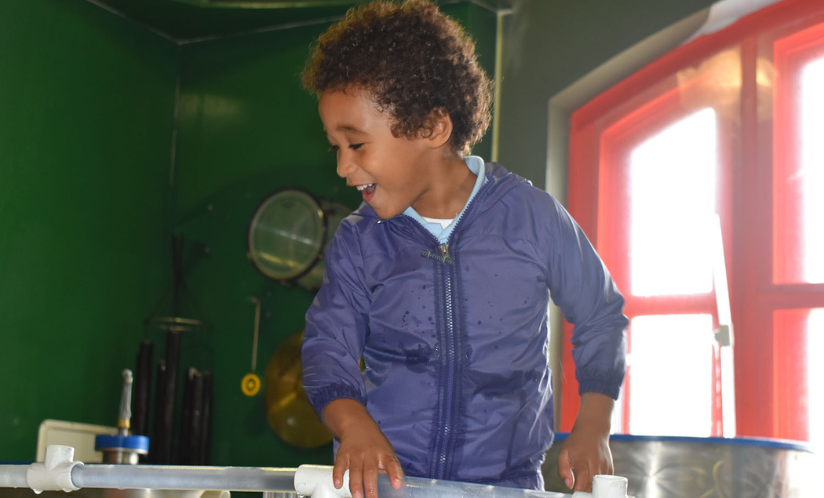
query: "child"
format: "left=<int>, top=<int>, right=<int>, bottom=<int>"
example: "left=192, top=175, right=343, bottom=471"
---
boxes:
left=300, top=1, right=627, bottom=496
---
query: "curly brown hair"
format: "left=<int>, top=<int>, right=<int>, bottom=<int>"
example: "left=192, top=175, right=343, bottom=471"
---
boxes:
left=302, top=0, right=492, bottom=156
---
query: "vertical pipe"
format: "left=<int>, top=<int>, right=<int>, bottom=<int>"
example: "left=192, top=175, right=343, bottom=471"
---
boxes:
left=189, top=371, right=205, bottom=465
left=199, top=371, right=214, bottom=465
left=151, top=360, right=167, bottom=463
left=133, top=341, right=153, bottom=436
left=178, top=368, right=196, bottom=464
left=159, top=331, right=181, bottom=464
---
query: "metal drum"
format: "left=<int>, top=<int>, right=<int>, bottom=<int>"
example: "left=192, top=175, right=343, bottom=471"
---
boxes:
left=543, top=434, right=816, bottom=497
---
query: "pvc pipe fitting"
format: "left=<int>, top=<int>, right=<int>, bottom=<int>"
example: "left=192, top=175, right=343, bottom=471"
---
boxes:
left=26, top=445, right=84, bottom=493
left=571, top=475, right=627, bottom=498
left=294, top=465, right=351, bottom=498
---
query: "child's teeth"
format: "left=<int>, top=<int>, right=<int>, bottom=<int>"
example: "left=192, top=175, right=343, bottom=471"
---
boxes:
left=357, top=184, right=374, bottom=191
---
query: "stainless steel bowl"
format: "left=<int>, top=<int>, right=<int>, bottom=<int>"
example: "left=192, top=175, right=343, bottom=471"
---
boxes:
left=542, top=434, right=816, bottom=498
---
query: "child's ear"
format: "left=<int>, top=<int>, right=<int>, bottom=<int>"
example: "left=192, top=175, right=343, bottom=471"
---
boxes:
left=422, top=108, right=453, bottom=149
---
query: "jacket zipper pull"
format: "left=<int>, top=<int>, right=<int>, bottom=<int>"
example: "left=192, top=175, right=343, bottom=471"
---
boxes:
left=438, top=243, right=452, bottom=263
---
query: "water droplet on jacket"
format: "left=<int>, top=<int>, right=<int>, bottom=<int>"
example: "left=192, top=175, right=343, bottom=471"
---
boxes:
left=477, top=320, right=482, bottom=325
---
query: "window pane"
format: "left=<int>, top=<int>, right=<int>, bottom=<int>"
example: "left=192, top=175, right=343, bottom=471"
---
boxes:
left=630, top=109, right=718, bottom=296
left=800, top=58, right=824, bottom=283
left=809, top=309, right=824, bottom=445
left=629, top=314, right=714, bottom=436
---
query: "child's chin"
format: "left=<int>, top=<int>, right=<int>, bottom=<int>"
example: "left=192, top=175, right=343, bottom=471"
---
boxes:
left=372, top=204, right=404, bottom=220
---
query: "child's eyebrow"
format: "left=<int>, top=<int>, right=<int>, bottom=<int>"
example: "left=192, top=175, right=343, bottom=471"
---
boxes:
left=331, top=124, right=368, bottom=135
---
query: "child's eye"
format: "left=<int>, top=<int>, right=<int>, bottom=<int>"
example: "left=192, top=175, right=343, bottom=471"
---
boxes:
left=328, top=145, right=339, bottom=153
left=350, top=143, right=364, bottom=150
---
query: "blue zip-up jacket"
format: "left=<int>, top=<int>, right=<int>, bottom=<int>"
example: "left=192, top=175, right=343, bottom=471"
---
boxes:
left=302, top=161, right=627, bottom=489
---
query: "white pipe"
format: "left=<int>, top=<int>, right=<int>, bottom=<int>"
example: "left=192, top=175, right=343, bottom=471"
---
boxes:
left=72, top=465, right=297, bottom=492
left=0, top=465, right=28, bottom=488
left=1, top=447, right=598, bottom=498
left=295, top=465, right=572, bottom=498
left=571, top=475, right=627, bottom=498
left=0, top=446, right=295, bottom=493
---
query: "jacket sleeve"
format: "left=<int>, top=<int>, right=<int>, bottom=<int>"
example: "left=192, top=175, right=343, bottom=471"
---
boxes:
left=543, top=195, right=628, bottom=400
left=302, top=219, right=371, bottom=417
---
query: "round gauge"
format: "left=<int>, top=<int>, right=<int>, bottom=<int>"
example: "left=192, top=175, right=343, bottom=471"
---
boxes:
left=247, top=189, right=350, bottom=290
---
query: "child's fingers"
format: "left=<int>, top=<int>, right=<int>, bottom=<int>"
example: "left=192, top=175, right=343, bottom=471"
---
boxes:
left=332, top=456, right=348, bottom=489
left=572, top=463, right=591, bottom=493
left=556, top=450, right=574, bottom=490
left=362, top=465, right=379, bottom=498
left=347, top=460, right=365, bottom=498
left=383, top=455, right=404, bottom=489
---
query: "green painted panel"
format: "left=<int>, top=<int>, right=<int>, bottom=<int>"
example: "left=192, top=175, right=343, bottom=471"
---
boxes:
left=0, top=0, right=177, bottom=462
left=93, top=0, right=508, bottom=43
left=173, top=2, right=498, bottom=466
left=97, top=0, right=355, bottom=41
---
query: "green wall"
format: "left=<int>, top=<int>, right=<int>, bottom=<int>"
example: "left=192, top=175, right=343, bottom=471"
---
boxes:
left=0, top=0, right=178, bottom=461
left=496, top=0, right=717, bottom=190
left=172, top=2, right=498, bottom=467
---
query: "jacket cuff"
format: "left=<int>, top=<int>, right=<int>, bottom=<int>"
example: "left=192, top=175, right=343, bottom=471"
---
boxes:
left=577, top=379, right=622, bottom=400
left=307, top=383, right=367, bottom=418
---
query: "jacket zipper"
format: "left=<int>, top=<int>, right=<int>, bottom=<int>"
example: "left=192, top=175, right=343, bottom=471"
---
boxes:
left=401, top=177, right=491, bottom=479
left=434, top=241, right=456, bottom=479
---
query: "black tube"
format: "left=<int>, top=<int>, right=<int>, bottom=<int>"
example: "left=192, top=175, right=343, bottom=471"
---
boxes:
left=198, top=371, right=213, bottom=465
left=189, top=371, right=205, bottom=465
left=151, top=360, right=167, bottom=464
left=178, top=367, right=196, bottom=464
left=160, top=330, right=181, bottom=464
left=133, top=341, right=153, bottom=436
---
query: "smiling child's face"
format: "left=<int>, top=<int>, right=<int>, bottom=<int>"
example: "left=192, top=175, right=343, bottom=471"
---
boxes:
left=318, top=87, right=439, bottom=219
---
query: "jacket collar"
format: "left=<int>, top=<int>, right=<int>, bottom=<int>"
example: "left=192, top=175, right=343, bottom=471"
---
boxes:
left=352, top=160, right=528, bottom=225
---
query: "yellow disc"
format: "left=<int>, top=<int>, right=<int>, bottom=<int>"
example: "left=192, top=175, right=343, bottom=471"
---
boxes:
left=264, top=331, right=334, bottom=448
left=241, top=373, right=261, bottom=396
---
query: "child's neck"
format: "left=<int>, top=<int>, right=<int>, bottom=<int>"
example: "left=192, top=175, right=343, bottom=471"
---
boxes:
left=412, top=154, right=476, bottom=219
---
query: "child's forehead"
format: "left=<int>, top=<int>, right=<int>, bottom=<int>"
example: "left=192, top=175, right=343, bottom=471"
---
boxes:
left=318, top=88, right=394, bottom=134
left=320, top=88, right=387, bottom=119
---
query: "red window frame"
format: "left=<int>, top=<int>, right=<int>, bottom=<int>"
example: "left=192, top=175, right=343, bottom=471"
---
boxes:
left=561, top=0, right=824, bottom=439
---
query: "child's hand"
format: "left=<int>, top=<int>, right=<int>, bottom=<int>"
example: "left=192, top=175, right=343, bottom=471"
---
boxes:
left=557, top=392, right=615, bottom=492
left=323, top=399, right=405, bottom=498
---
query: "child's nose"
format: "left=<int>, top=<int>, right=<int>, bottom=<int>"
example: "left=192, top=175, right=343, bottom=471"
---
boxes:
left=336, top=153, right=356, bottom=178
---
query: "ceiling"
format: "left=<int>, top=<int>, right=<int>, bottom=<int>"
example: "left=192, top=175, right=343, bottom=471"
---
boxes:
left=93, top=0, right=512, bottom=42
